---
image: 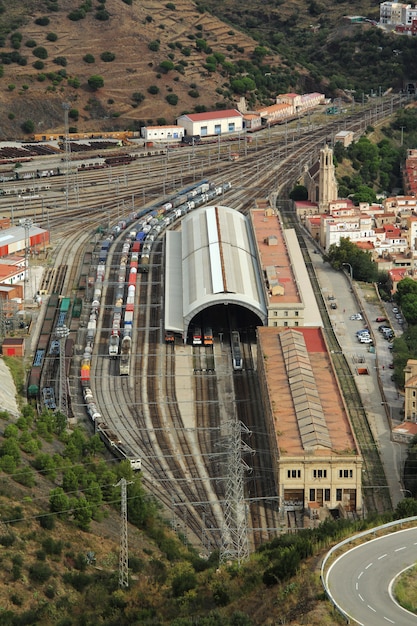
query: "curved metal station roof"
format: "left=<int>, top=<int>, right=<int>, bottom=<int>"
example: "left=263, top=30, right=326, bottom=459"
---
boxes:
left=165, top=205, right=267, bottom=336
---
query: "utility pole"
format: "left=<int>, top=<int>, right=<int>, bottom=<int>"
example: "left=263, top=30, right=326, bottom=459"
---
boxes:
left=23, top=218, right=33, bottom=303
left=115, top=477, right=132, bottom=588
left=219, top=419, right=254, bottom=566
left=62, top=102, right=71, bottom=212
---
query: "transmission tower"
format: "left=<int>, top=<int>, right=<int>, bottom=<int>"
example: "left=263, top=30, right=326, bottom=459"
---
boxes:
left=115, top=478, right=132, bottom=588
left=22, top=218, right=33, bottom=303
left=55, top=324, right=69, bottom=416
left=62, top=102, right=71, bottom=212
left=219, top=419, right=254, bottom=566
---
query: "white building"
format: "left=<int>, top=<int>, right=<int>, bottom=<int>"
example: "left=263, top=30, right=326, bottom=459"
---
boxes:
left=380, top=2, right=417, bottom=24
left=176, top=109, right=243, bottom=137
left=141, top=125, right=184, bottom=142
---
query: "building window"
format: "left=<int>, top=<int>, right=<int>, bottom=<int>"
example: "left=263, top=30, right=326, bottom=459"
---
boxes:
left=294, top=321, right=299, bottom=327
left=214, top=124, right=221, bottom=135
left=228, top=122, right=235, bottom=132
left=295, top=311, right=299, bottom=317
left=274, top=311, right=277, bottom=316
left=313, top=469, right=327, bottom=479
left=309, top=489, right=315, bottom=501
left=284, top=311, right=288, bottom=317
left=324, top=489, right=330, bottom=502
left=273, top=321, right=277, bottom=327
left=284, top=321, right=288, bottom=327
left=201, top=126, right=208, bottom=136
left=339, top=469, right=353, bottom=479
left=336, top=489, right=342, bottom=501
left=287, top=469, right=301, bottom=478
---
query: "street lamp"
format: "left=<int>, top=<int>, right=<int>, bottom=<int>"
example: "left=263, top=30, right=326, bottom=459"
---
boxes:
left=342, top=262, right=353, bottom=281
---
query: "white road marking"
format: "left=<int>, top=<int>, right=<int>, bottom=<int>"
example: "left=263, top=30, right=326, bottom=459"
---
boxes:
left=378, top=553, right=387, bottom=560
left=365, top=562, right=373, bottom=569
left=368, top=605, right=376, bottom=612
left=395, top=547, right=406, bottom=552
left=383, top=617, right=395, bottom=623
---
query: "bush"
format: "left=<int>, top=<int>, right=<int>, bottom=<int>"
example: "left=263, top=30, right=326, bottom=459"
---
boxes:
left=28, top=562, right=52, bottom=584
left=148, top=85, right=159, bottom=95
left=69, top=108, right=79, bottom=120
left=46, top=32, right=58, bottom=41
left=68, top=9, right=86, bottom=21
left=166, top=94, right=178, bottom=106
left=39, top=514, right=55, bottom=530
left=188, top=89, right=199, bottom=98
left=35, top=17, right=50, bottom=26
left=159, top=60, right=174, bottom=73
left=68, top=77, right=81, bottom=88
left=33, top=46, right=48, bottom=59
left=33, top=60, right=44, bottom=70
left=148, top=40, right=160, bottom=52
left=95, top=9, right=110, bottom=20
left=25, top=39, right=37, bottom=48
left=166, top=2, right=176, bottom=9
left=83, top=53, right=95, bottom=63
left=53, top=56, right=67, bottom=67
left=100, top=51, right=115, bottom=62
left=132, top=92, right=145, bottom=103
left=88, top=75, right=104, bottom=90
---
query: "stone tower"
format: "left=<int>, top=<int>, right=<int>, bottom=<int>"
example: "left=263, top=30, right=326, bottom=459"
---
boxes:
left=318, top=143, right=338, bottom=212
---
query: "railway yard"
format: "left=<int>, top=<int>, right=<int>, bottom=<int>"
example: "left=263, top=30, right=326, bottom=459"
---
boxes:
left=4, top=96, right=404, bottom=551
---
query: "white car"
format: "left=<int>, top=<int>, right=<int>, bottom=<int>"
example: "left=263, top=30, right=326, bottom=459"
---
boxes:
left=350, top=313, right=363, bottom=321
left=359, top=336, right=372, bottom=344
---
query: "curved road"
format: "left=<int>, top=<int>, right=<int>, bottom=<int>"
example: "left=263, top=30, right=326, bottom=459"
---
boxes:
left=327, top=527, right=417, bottom=625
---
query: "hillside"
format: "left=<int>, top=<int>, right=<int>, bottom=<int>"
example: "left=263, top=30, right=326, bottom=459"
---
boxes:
left=0, top=0, right=415, bottom=139
left=0, top=0, right=284, bottom=138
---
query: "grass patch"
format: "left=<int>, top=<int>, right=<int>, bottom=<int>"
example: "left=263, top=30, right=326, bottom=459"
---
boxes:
left=394, top=564, right=417, bottom=613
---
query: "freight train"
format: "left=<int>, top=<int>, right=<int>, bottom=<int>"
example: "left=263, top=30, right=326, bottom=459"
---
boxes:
left=79, top=178, right=232, bottom=466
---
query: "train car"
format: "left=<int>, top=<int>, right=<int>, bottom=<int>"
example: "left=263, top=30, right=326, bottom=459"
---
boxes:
left=165, top=330, right=175, bottom=343
left=192, top=327, right=202, bottom=346
left=73, top=297, right=82, bottom=318
left=231, top=330, right=242, bottom=370
left=203, top=327, right=213, bottom=346
left=120, top=335, right=131, bottom=375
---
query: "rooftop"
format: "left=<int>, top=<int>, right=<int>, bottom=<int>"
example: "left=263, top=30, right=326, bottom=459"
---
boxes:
left=258, top=326, right=358, bottom=458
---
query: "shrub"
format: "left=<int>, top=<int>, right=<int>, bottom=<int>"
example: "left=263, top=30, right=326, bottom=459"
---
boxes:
left=39, top=514, right=55, bottom=530
left=68, top=77, right=80, bottom=88
left=83, top=53, right=95, bottom=63
left=145, top=15, right=153, bottom=22
left=159, top=60, right=174, bottom=73
left=88, top=75, right=104, bottom=90
left=132, top=92, right=145, bottom=103
left=35, top=17, right=50, bottom=26
left=166, top=94, right=178, bottom=106
left=53, top=56, right=67, bottom=67
left=29, top=562, right=52, bottom=584
left=69, top=108, right=79, bottom=120
left=33, top=46, right=48, bottom=59
left=8, top=113, right=14, bottom=120
left=95, top=9, right=110, bottom=20
left=25, top=39, right=37, bottom=48
left=148, top=85, right=159, bottom=95
left=122, top=0, right=132, bottom=4
left=46, top=32, right=58, bottom=41
left=37, top=74, right=46, bottom=82
left=100, top=51, right=115, bottom=62
left=68, top=9, right=86, bottom=21
left=188, top=89, right=199, bottom=98
left=148, top=40, right=160, bottom=52
left=166, top=2, right=176, bottom=9
left=33, top=60, right=44, bottom=70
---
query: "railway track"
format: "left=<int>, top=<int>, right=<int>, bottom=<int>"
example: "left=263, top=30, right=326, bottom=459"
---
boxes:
left=28, top=97, right=404, bottom=551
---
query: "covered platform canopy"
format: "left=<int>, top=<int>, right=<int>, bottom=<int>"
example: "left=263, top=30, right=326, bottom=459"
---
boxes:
left=165, top=205, right=267, bottom=338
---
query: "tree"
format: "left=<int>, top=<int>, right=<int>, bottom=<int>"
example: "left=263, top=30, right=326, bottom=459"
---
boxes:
left=289, top=185, right=308, bottom=201
left=100, top=51, right=115, bottom=62
left=83, top=53, right=95, bottom=63
left=88, top=75, right=104, bottom=90
left=72, top=497, right=93, bottom=531
left=49, top=487, right=70, bottom=516
left=166, top=93, right=178, bottom=105
left=33, top=46, right=48, bottom=59
left=21, top=119, right=35, bottom=134
left=159, top=60, right=174, bottom=73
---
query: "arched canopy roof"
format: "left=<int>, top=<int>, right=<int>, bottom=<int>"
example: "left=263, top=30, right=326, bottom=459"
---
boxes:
left=165, top=205, right=267, bottom=336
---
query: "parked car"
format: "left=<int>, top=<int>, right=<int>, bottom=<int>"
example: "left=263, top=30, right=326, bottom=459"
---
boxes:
left=378, top=325, right=391, bottom=333
left=392, top=307, right=399, bottom=313
left=350, top=313, right=363, bottom=320
left=359, top=336, right=373, bottom=344
left=376, top=316, right=387, bottom=322
left=330, top=302, right=337, bottom=309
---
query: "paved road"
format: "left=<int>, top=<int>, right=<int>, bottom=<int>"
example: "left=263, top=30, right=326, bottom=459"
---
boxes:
left=308, top=244, right=405, bottom=509
left=327, top=527, right=417, bottom=625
